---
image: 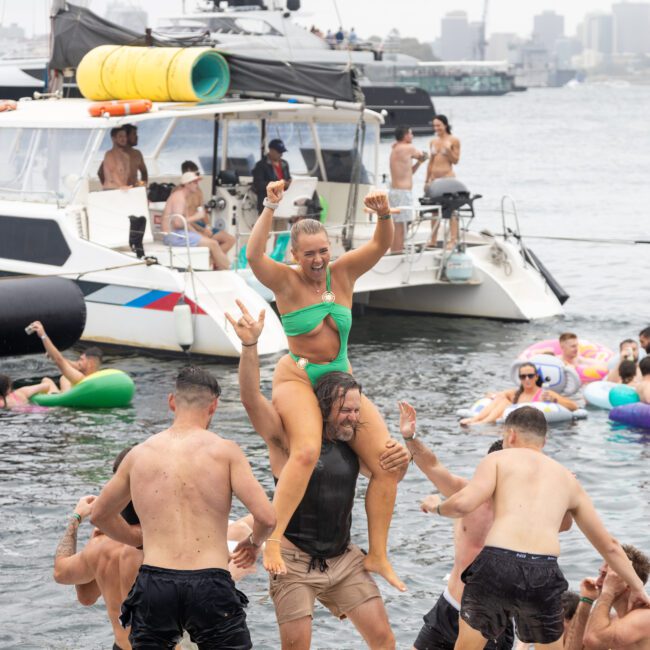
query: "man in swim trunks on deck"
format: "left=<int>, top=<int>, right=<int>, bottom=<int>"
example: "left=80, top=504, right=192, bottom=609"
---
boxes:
left=582, top=545, right=650, bottom=650
left=161, top=170, right=230, bottom=270
left=424, top=406, right=650, bottom=650
left=227, top=301, right=409, bottom=649
left=91, top=366, right=276, bottom=649
left=389, top=126, right=428, bottom=254
left=28, top=320, right=102, bottom=393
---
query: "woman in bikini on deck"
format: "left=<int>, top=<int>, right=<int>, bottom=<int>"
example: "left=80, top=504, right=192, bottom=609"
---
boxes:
left=460, top=362, right=578, bottom=426
left=245, top=180, right=406, bottom=591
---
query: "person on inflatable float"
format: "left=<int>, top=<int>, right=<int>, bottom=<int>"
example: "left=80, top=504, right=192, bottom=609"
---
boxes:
left=0, top=374, right=50, bottom=408
left=27, top=321, right=103, bottom=393
left=460, top=362, right=579, bottom=426
left=246, top=180, right=407, bottom=591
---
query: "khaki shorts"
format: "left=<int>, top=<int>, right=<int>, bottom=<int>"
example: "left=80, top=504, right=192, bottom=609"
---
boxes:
left=269, top=544, right=381, bottom=625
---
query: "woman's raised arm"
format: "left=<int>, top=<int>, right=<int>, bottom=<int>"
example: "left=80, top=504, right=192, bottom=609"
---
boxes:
left=246, top=180, right=293, bottom=293
left=336, top=190, right=395, bottom=282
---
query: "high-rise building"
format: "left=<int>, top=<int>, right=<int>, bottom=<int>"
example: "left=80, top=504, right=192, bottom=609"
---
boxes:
left=612, top=2, right=650, bottom=54
left=440, top=11, right=472, bottom=60
left=533, top=10, right=564, bottom=52
left=486, top=33, right=521, bottom=62
left=582, top=13, right=613, bottom=55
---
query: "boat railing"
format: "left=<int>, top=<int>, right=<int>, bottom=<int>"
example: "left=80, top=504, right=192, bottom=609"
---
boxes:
left=0, top=186, right=63, bottom=207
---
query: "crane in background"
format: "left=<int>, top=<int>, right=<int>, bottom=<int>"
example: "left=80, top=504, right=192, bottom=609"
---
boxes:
left=478, top=0, right=489, bottom=60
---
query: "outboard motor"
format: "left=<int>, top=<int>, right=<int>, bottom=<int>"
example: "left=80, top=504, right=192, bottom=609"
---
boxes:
left=421, top=178, right=481, bottom=220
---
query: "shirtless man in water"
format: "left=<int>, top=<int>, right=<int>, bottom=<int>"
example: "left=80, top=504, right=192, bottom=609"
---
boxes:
left=161, top=171, right=230, bottom=270
left=91, top=366, right=276, bottom=648
left=424, top=115, right=460, bottom=248
left=399, top=401, right=514, bottom=650
left=388, top=126, right=427, bottom=254
left=101, top=128, right=132, bottom=190
left=637, top=357, right=650, bottom=404
left=425, top=406, right=649, bottom=650
left=583, top=547, right=650, bottom=650
left=54, top=449, right=142, bottom=650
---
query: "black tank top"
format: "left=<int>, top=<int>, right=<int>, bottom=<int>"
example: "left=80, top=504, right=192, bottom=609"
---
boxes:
left=277, top=439, right=359, bottom=560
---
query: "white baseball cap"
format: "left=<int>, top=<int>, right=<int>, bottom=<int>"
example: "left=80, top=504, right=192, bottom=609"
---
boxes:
left=180, top=171, right=202, bottom=185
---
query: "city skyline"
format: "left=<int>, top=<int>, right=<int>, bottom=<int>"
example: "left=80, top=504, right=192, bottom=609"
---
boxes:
left=1, top=0, right=640, bottom=41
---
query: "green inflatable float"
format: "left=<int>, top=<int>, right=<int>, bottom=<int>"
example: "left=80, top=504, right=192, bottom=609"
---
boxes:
left=31, top=369, right=135, bottom=408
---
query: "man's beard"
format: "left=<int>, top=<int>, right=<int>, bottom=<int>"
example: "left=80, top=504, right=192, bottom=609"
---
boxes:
left=325, top=421, right=357, bottom=443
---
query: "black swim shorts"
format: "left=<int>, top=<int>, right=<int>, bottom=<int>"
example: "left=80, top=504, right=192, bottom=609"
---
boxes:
left=120, top=565, right=251, bottom=649
left=413, top=590, right=514, bottom=650
left=460, top=546, right=568, bottom=644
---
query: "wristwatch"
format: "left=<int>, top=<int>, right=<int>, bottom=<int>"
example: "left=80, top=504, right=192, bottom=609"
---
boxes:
left=402, top=431, right=417, bottom=441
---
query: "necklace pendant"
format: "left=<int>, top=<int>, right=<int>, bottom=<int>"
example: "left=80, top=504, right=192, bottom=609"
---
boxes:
left=321, top=290, right=335, bottom=303
left=296, top=357, right=308, bottom=370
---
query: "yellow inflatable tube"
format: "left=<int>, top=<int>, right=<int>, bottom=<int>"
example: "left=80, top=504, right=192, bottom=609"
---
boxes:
left=77, top=46, right=230, bottom=102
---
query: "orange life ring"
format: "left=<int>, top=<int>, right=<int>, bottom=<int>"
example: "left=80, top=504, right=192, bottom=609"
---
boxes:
left=0, top=100, right=18, bottom=112
left=88, top=99, right=152, bottom=118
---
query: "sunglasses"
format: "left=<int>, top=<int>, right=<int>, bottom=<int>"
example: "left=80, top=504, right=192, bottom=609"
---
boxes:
left=519, top=373, right=537, bottom=379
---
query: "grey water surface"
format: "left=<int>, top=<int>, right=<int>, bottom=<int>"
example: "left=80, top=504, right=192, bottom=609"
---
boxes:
left=1, top=84, right=650, bottom=649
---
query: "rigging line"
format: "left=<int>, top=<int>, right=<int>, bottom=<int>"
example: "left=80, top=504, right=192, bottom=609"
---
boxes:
left=510, top=233, right=650, bottom=246
left=0, top=259, right=157, bottom=282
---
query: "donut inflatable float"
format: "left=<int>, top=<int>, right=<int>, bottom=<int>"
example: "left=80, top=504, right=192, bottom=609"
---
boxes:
left=511, top=355, right=581, bottom=396
left=456, top=397, right=587, bottom=424
left=31, top=369, right=135, bottom=408
left=519, top=339, right=613, bottom=384
left=609, top=403, right=650, bottom=430
left=585, top=381, right=639, bottom=410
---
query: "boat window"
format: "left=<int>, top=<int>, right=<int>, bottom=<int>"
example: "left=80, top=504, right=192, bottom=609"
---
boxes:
left=157, top=118, right=219, bottom=175
left=306, top=123, right=375, bottom=184
left=96, top=118, right=173, bottom=160
left=0, top=128, right=98, bottom=203
left=0, top=215, right=71, bottom=266
left=225, top=120, right=261, bottom=176
left=265, top=122, right=314, bottom=176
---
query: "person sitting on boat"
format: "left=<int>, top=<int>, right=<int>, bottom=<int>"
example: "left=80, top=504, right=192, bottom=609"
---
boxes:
left=638, top=357, right=650, bottom=404
left=27, top=321, right=102, bottom=393
left=100, top=127, right=132, bottom=190
left=0, top=374, right=51, bottom=408
left=425, top=115, right=461, bottom=249
left=161, top=171, right=230, bottom=270
left=178, top=160, right=235, bottom=256
left=246, top=180, right=407, bottom=592
left=460, top=362, right=579, bottom=426
left=606, top=338, right=642, bottom=383
left=388, top=126, right=428, bottom=254
left=252, top=139, right=292, bottom=215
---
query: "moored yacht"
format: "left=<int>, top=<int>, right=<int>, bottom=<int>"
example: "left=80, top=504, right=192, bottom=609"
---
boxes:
left=0, top=59, right=564, bottom=358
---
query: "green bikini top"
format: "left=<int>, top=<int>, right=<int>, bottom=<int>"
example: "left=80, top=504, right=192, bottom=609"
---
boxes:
left=281, top=267, right=352, bottom=344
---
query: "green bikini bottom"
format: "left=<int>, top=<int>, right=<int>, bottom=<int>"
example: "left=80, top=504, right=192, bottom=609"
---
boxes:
left=288, top=352, right=351, bottom=386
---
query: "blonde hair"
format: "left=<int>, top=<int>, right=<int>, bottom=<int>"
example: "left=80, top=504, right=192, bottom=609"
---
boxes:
left=290, top=218, right=328, bottom=250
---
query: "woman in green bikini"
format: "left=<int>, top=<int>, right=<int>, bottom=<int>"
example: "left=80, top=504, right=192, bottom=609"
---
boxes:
left=247, top=180, right=406, bottom=591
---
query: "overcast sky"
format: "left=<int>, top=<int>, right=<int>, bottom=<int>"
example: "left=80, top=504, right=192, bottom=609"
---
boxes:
left=4, top=0, right=622, bottom=40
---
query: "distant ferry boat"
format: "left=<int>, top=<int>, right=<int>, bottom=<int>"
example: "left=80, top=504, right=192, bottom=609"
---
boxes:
left=360, top=60, right=518, bottom=97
